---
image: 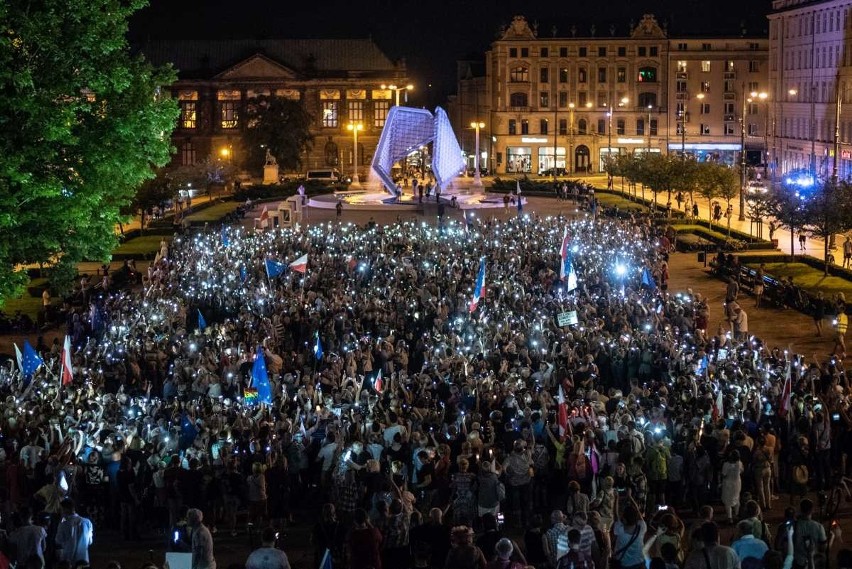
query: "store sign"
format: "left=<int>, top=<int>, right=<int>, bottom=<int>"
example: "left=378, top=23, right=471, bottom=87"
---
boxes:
left=666, top=143, right=741, bottom=151
left=521, top=137, right=549, bottom=143
left=618, top=138, right=646, bottom=144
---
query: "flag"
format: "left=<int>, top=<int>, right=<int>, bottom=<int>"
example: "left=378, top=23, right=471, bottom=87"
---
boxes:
left=197, top=309, right=207, bottom=332
left=289, top=253, right=309, bottom=274
left=179, top=412, right=198, bottom=449
left=252, top=346, right=273, bottom=404
left=259, top=205, right=269, bottom=223
left=319, top=548, right=333, bottom=569
left=21, top=340, right=43, bottom=379
left=240, top=265, right=248, bottom=283
left=516, top=180, right=522, bottom=195
left=556, top=385, right=569, bottom=438
left=779, top=360, right=792, bottom=419
left=560, top=228, right=578, bottom=292
left=712, top=387, right=724, bottom=422
left=265, top=258, right=287, bottom=279
left=60, top=335, right=73, bottom=386
left=641, top=267, right=657, bottom=290
left=517, top=195, right=523, bottom=217
left=221, top=226, right=230, bottom=248
left=243, top=388, right=259, bottom=406
left=314, top=332, right=324, bottom=361
left=469, top=257, right=486, bottom=313
left=374, top=369, right=384, bottom=393
left=13, top=344, right=22, bottom=374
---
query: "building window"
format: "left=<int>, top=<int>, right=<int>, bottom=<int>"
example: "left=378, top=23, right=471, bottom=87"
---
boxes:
left=676, top=102, right=685, bottom=116
left=373, top=100, right=390, bottom=128
left=540, top=67, right=549, bottom=83
left=598, top=67, right=607, bottom=83
left=724, top=102, right=735, bottom=115
left=540, top=47, right=549, bottom=57
left=700, top=103, right=710, bottom=114
left=677, top=60, right=687, bottom=73
left=322, top=101, right=338, bottom=127
left=748, top=81, right=760, bottom=92
left=638, top=47, right=647, bottom=57
left=521, top=119, right=529, bottom=134
left=618, top=47, right=626, bottom=57
left=540, top=92, right=549, bottom=107
left=540, top=119, right=549, bottom=134
left=508, top=119, right=517, bottom=135
left=578, top=92, right=588, bottom=106
left=677, top=123, right=685, bottom=135
left=179, top=101, right=196, bottom=129
left=724, top=80, right=735, bottom=92
left=616, top=119, right=625, bottom=135
left=559, top=118, right=568, bottom=135
left=558, top=91, right=568, bottom=107
left=181, top=141, right=196, bottom=166
left=579, top=47, right=587, bottom=57
left=676, top=80, right=687, bottom=93
left=748, top=103, right=758, bottom=115
left=560, top=47, right=568, bottom=57
left=701, top=60, right=711, bottom=72
left=509, top=92, right=529, bottom=107
left=650, top=46, right=658, bottom=56
left=702, top=43, right=712, bottom=51
left=638, top=92, right=657, bottom=107
left=597, top=91, right=608, bottom=107
left=521, top=48, right=529, bottom=57
left=748, top=123, right=759, bottom=136
left=217, top=89, right=240, bottom=129
left=597, top=119, right=606, bottom=134
left=636, top=118, right=645, bottom=135
left=348, top=100, right=364, bottom=122
left=559, top=68, right=569, bottom=83
left=578, top=68, right=587, bottom=83
left=638, top=66, right=657, bottom=82
left=701, top=81, right=711, bottom=92
left=578, top=118, right=588, bottom=134
left=677, top=42, right=688, bottom=50
left=749, top=42, right=760, bottom=50
left=506, top=147, right=531, bottom=173
left=510, top=66, right=530, bottom=82
left=510, top=47, right=518, bottom=57
left=700, top=123, right=711, bottom=134
left=598, top=46, right=607, bottom=57
left=726, top=60, right=735, bottom=71
left=650, top=119, right=658, bottom=135
left=617, top=67, right=626, bottom=82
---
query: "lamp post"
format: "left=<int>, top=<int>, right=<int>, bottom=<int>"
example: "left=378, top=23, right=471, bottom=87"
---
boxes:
left=740, top=89, right=768, bottom=221
left=346, top=122, right=363, bottom=189
left=646, top=104, right=653, bottom=155
left=381, top=83, right=414, bottom=107
left=568, top=103, right=576, bottom=174
left=607, top=96, right=629, bottom=178
left=470, top=121, right=485, bottom=187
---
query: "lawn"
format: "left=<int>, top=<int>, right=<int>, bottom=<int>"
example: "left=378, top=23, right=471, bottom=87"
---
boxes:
left=746, top=262, right=852, bottom=298
left=184, top=201, right=240, bottom=223
left=113, top=235, right=169, bottom=256
left=2, top=293, right=42, bottom=320
left=595, top=192, right=649, bottom=211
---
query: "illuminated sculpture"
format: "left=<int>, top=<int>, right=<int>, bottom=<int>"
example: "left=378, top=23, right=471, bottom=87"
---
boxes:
left=371, top=106, right=465, bottom=196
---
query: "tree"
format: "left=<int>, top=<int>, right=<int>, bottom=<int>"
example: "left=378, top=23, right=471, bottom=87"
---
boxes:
left=242, top=95, right=314, bottom=173
left=694, top=162, right=720, bottom=231
left=715, top=166, right=741, bottom=236
left=766, top=186, right=811, bottom=258
left=799, top=180, right=852, bottom=274
left=0, top=0, right=178, bottom=300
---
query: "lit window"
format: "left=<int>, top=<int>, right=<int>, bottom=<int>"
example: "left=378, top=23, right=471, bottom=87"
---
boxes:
left=638, top=67, right=657, bottom=82
left=217, top=90, right=240, bottom=129
left=701, top=60, right=711, bottom=72
left=348, top=100, right=364, bottom=122
left=180, top=102, right=196, bottom=129
left=373, top=100, right=389, bottom=128
left=510, top=66, right=530, bottom=82
left=510, top=92, right=529, bottom=107
left=322, top=101, right=338, bottom=128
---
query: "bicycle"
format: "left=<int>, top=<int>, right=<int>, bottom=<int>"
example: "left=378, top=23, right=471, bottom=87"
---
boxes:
left=821, top=475, right=852, bottom=521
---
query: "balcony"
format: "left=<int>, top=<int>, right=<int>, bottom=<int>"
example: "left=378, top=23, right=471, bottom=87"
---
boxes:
left=508, top=106, right=531, bottom=113
left=676, top=71, right=688, bottom=79
left=723, top=92, right=736, bottom=100
left=676, top=92, right=690, bottom=100
left=724, top=114, right=736, bottom=121
left=724, top=71, right=736, bottom=79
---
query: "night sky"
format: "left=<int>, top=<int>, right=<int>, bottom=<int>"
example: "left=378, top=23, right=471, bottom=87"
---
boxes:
left=131, top=0, right=773, bottom=106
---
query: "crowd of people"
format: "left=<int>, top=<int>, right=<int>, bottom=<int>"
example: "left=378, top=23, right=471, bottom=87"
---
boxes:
left=0, top=210, right=850, bottom=569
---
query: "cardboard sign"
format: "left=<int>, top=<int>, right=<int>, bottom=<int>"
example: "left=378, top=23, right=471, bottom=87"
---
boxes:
left=557, top=311, right=578, bottom=327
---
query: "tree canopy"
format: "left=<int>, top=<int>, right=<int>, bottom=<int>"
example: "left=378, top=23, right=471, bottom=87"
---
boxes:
left=242, top=95, right=314, bottom=173
left=0, top=0, right=178, bottom=300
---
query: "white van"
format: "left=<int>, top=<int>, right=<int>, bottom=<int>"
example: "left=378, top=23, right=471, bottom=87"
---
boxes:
left=305, top=169, right=342, bottom=183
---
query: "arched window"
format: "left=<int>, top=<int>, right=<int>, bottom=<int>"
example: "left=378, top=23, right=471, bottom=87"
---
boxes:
left=578, top=118, right=588, bottom=134
left=638, top=66, right=658, bottom=82
left=510, top=66, right=530, bottom=82
left=638, top=92, right=658, bottom=107
left=509, top=92, right=529, bottom=107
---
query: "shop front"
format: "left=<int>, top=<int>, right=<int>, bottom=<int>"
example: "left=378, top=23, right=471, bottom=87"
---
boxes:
left=667, top=142, right=741, bottom=166
left=537, top=147, right=566, bottom=174
left=506, top=146, right=532, bottom=174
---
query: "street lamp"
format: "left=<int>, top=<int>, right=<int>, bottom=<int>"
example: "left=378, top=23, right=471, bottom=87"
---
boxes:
left=470, top=121, right=485, bottom=187
left=568, top=103, right=576, bottom=174
left=607, top=96, right=629, bottom=178
left=381, top=83, right=414, bottom=106
left=219, top=145, right=232, bottom=164
left=346, top=122, right=363, bottom=189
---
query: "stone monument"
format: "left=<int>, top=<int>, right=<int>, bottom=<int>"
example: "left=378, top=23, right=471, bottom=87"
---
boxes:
left=263, top=148, right=279, bottom=185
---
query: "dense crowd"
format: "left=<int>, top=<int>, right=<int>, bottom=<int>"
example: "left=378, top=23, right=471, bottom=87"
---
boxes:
left=1, top=212, right=851, bottom=569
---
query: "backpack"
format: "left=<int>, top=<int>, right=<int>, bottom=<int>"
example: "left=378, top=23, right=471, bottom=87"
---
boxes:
left=532, top=444, right=550, bottom=476
left=557, top=549, right=592, bottom=569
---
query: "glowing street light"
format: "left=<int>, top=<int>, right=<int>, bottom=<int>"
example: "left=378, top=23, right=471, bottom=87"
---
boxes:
left=381, top=83, right=414, bottom=106
left=470, top=121, right=485, bottom=187
left=347, top=122, right=364, bottom=189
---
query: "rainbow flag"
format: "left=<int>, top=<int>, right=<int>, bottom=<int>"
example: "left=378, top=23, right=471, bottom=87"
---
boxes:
left=244, top=388, right=259, bottom=405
